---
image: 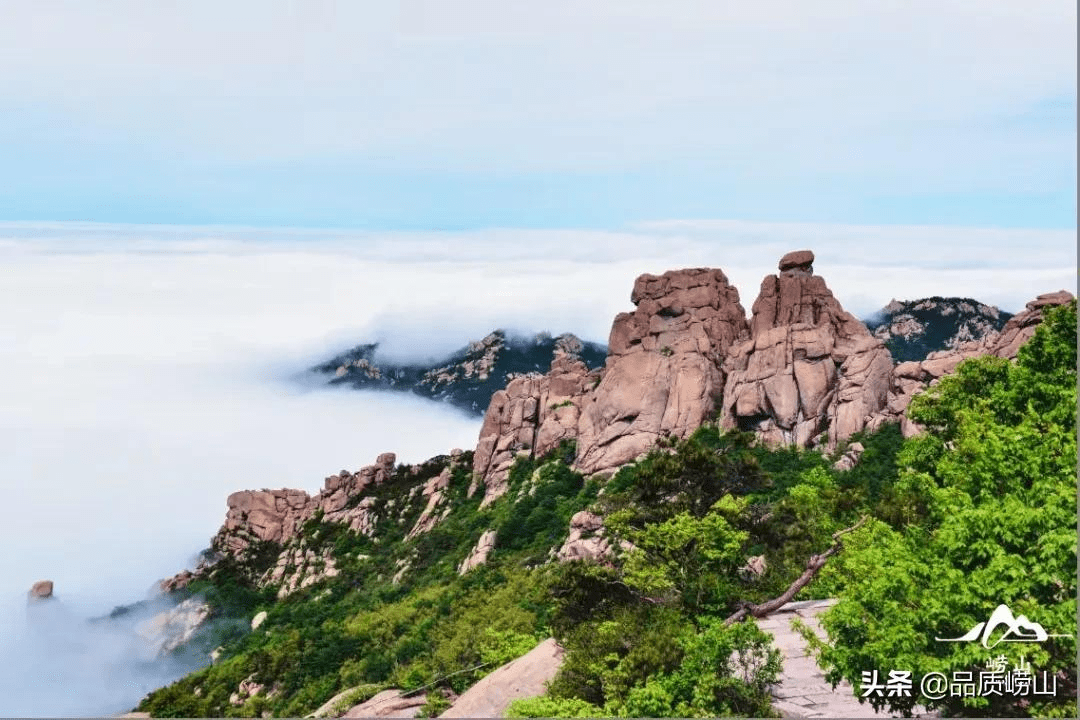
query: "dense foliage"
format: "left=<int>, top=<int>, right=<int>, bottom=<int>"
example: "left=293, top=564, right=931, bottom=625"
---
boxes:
left=811, top=300, right=1077, bottom=717
left=139, top=302, right=1076, bottom=718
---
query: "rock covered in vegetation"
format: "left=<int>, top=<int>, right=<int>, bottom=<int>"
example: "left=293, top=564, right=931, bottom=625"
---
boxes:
left=458, top=529, right=498, bottom=574
left=866, top=296, right=1011, bottom=362
left=262, top=545, right=340, bottom=599
left=555, top=511, right=620, bottom=563
left=136, top=597, right=211, bottom=656
left=879, top=290, right=1075, bottom=435
left=720, top=250, right=893, bottom=449
left=473, top=354, right=599, bottom=506
left=162, top=451, right=473, bottom=597
left=831, top=442, right=864, bottom=472
left=405, top=467, right=452, bottom=539
left=315, top=329, right=606, bottom=416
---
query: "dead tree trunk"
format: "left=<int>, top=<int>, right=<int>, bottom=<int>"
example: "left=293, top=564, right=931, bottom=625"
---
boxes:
left=724, top=515, right=867, bottom=626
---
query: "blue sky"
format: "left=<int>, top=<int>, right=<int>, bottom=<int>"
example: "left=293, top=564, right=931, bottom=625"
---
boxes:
left=0, top=1, right=1075, bottom=230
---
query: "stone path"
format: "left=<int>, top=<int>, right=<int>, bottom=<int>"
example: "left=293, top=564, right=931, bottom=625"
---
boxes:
left=758, top=599, right=931, bottom=719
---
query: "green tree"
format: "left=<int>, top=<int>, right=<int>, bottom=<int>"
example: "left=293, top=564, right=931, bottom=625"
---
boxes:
left=811, top=301, right=1078, bottom=717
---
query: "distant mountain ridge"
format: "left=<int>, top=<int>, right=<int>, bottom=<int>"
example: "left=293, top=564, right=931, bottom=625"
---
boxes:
left=865, top=296, right=1012, bottom=363
left=313, top=330, right=607, bottom=415
left=312, top=299, right=1011, bottom=412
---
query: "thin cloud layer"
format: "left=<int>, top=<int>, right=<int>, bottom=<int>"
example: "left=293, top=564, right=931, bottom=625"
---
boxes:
left=0, top=2, right=1073, bottom=226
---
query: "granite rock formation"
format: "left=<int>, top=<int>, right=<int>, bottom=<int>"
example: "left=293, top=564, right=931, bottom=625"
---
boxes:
left=555, top=511, right=624, bottom=563
left=574, top=268, right=750, bottom=475
left=136, top=597, right=212, bottom=656
left=719, top=251, right=893, bottom=449
left=880, top=290, right=1074, bottom=435
left=473, top=352, right=599, bottom=506
left=458, top=529, right=498, bottom=575
left=342, top=689, right=426, bottom=718
left=212, top=452, right=398, bottom=559
left=473, top=268, right=750, bottom=499
left=28, top=580, right=54, bottom=600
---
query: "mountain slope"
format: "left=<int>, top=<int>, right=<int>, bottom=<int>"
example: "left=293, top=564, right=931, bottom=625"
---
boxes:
left=313, top=331, right=606, bottom=415
left=864, top=296, right=1011, bottom=362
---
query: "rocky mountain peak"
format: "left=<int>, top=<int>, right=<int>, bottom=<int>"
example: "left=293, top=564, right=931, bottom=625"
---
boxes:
left=866, top=296, right=1012, bottom=362
left=575, top=267, right=749, bottom=475
left=473, top=267, right=751, bottom=502
left=883, top=289, right=1075, bottom=436
left=720, top=251, right=892, bottom=449
left=778, top=249, right=815, bottom=273
left=315, top=329, right=606, bottom=416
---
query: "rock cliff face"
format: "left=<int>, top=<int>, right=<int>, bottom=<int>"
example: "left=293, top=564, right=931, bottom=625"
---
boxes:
left=213, top=452, right=398, bottom=559
left=719, top=251, right=893, bottom=449
left=472, top=353, right=599, bottom=506
left=575, top=268, right=749, bottom=474
left=473, top=268, right=749, bottom=501
left=472, top=253, right=1070, bottom=498
left=881, top=290, right=1074, bottom=435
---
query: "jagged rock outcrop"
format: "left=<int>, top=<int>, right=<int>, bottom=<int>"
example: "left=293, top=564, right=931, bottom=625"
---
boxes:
left=216, top=489, right=313, bottom=555
left=262, top=545, right=341, bottom=599
left=473, top=353, right=598, bottom=506
left=160, top=571, right=194, bottom=593
left=720, top=251, right=893, bottom=449
left=555, top=511, right=618, bottom=563
left=136, top=597, right=211, bottom=656
left=28, top=580, right=54, bottom=600
left=406, top=467, right=452, bottom=539
left=474, top=267, right=749, bottom=499
left=866, top=297, right=1011, bottom=362
left=458, top=529, right=497, bottom=574
left=230, top=675, right=279, bottom=707
left=211, top=452, right=398, bottom=559
left=969, top=290, right=1074, bottom=359
left=879, top=290, right=1074, bottom=434
left=575, top=268, right=750, bottom=475
left=832, top=442, right=864, bottom=472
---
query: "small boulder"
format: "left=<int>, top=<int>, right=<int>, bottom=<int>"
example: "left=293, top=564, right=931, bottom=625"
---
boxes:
left=28, top=580, right=54, bottom=600
left=251, top=610, right=268, bottom=630
left=778, top=250, right=815, bottom=273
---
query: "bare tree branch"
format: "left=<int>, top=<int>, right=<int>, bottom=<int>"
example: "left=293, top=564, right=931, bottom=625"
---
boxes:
left=724, top=515, right=868, bottom=626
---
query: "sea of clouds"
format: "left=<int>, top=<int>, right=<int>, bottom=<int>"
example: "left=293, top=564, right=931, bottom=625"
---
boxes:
left=0, top=220, right=1073, bottom=714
